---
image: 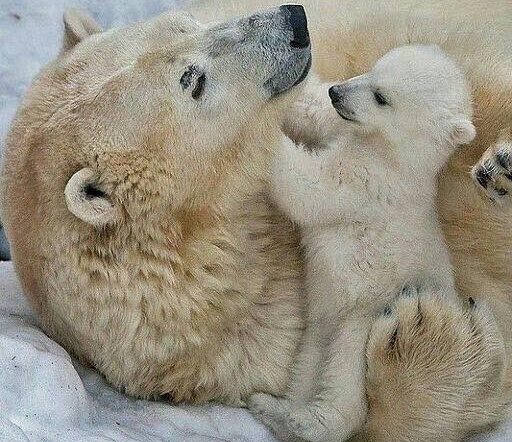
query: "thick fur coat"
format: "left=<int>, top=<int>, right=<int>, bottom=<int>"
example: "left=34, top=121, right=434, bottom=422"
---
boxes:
left=2, top=1, right=512, bottom=441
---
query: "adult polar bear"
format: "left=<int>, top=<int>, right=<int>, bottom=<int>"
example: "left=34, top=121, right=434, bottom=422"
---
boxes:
left=1, top=2, right=511, bottom=442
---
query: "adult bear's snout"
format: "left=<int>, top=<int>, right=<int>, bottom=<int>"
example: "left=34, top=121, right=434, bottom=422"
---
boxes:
left=281, top=4, right=310, bottom=48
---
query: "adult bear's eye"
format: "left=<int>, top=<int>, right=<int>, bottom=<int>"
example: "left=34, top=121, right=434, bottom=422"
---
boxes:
left=374, top=91, right=389, bottom=106
left=192, top=73, right=206, bottom=100
left=180, top=65, right=206, bottom=100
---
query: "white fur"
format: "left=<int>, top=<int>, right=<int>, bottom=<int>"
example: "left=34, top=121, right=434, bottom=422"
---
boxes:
left=249, top=45, right=475, bottom=442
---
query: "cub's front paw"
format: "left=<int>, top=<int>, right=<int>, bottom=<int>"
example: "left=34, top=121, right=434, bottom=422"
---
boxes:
left=472, top=130, right=512, bottom=204
left=364, top=284, right=506, bottom=442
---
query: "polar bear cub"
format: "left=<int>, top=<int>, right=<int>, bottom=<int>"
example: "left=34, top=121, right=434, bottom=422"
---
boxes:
left=249, top=45, right=476, bottom=441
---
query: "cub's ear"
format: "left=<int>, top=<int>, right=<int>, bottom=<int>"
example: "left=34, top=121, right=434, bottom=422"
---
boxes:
left=450, top=118, right=476, bottom=145
left=65, top=168, right=120, bottom=227
left=62, top=8, right=102, bottom=53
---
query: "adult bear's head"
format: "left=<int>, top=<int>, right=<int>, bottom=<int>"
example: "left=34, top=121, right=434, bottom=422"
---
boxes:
left=1, top=6, right=310, bottom=316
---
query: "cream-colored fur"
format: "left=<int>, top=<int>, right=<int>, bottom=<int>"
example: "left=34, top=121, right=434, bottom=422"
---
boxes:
left=249, top=45, right=481, bottom=442
left=1, top=2, right=512, bottom=442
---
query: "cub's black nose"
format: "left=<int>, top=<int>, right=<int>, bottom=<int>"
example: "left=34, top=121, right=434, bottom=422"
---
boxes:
left=281, top=4, right=310, bottom=48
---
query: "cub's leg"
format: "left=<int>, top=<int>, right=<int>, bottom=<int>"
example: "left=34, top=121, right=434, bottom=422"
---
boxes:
left=248, top=320, right=325, bottom=442
left=354, top=284, right=507, bottom=442
left=287, top=321, right=325, bottom=402
left=472, top=130, right=512, bottom=205
left=249, top=317, right=369, bottom=442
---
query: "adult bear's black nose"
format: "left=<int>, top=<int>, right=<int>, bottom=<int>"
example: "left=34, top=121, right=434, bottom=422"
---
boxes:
left=329, top=85, right=342, bottom=103
left=281, top=4, right=310, bottom=48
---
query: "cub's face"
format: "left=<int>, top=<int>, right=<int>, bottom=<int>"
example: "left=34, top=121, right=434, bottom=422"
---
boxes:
left=328, top=45, right=475, bottom=154
left=4, top=6, right=311, bottom=229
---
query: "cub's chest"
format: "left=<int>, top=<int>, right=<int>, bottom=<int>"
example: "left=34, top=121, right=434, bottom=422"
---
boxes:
left=304, top=223, right=402, bottom=298
left=326, top=147, right=397, bottom=199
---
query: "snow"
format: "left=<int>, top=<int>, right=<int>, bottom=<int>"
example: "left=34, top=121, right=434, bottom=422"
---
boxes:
left=0, top=2, right=511, bottom=441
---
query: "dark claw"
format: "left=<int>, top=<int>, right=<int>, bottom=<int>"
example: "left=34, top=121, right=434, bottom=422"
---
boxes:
left=496, top=151, right=511, bottom=170
left=475, top=166, right=492, bottom=188
left=401, top=285, right=416, bottom=297
left=383, top=305, right=392, bottom=316
left=415, top=300, right=424, bottom=327
left=468, top=297, right=476, bottom=308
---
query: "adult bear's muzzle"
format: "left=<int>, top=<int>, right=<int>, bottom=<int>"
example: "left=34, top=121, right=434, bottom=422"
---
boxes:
left=205, top=4, right=312, bottom=99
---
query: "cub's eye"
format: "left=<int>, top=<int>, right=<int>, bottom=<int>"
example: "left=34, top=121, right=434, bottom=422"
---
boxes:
left=374, top=91, right=389, bottom=106
left=180, top=65, right=206, bottom=100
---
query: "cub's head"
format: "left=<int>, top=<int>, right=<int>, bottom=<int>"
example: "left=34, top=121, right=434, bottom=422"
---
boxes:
left=329, top=45, right=475, bottom=161
left=1, top=6, right=310, bottom=314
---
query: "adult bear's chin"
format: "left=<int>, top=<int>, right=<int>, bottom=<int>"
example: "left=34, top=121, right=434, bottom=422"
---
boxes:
left=266, top=51, right=312, bottom=98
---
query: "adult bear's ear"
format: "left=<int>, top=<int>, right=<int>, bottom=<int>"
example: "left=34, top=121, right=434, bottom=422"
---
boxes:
left=62, top=8, right=102, bottom=53
left=65, top=168, right=120, bottom=227
left=450, top=118, right=476, bottom=146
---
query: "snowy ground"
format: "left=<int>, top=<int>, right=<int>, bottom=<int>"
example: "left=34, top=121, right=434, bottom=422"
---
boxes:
left=1, top=1, right=512, bottom=441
